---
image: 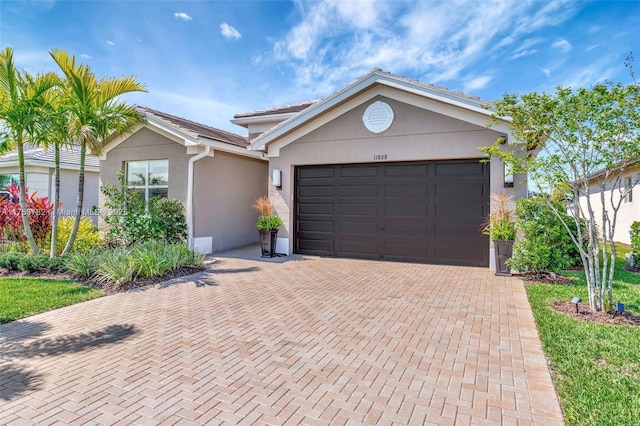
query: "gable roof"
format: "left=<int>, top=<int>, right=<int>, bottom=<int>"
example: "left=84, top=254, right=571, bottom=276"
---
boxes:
left=248, top=68, right=510, bottom=153
left=0, top=145, right=99, bottom=171
left=137, top=106, right=248, bottom=148
left=101, top=106, right=264, bottom=160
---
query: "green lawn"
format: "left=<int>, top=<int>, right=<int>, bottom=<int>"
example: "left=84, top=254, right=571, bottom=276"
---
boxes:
left=0, top=278, right=104, bottom=323
left=527, top=245, right=640, bottom=426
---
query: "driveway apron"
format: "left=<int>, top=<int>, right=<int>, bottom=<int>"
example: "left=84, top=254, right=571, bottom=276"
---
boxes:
left=0, top=250, right=564, bottom=425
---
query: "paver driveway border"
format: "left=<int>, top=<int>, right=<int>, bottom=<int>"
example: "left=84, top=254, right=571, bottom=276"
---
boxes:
left=0, top=248, right=564, bottom=425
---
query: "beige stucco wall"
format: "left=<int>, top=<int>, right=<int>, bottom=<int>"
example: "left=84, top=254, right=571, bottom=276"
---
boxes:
left=100, top=126, right=268, bottom=252
left=193, top=151, right=268, bottom=252
left=266, top=95, right=527, bottom=259
left=99, top=127, right=191, bottom=229
left=579, top=166, right=639, bottom=245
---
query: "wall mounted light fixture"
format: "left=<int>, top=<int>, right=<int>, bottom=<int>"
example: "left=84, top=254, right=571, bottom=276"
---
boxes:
left=272, top=169, right=282, bottom=190
left=504, top=163, right=514, bottom=188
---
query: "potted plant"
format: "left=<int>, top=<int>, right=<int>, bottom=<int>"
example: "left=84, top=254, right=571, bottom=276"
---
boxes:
left=252, top=196, right=284, bottom=258
left=483, top=191, right=517, bottom=276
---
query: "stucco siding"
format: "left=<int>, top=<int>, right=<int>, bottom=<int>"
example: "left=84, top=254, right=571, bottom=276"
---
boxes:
left=579, top=166, right=640, bottom=245
left=99, top=127, right=191, bottom=219
left=193, top=151, right=267, bottom=252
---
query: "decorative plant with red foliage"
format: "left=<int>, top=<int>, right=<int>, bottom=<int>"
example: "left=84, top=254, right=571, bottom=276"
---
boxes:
left=0, top=183, right=54, bottom=249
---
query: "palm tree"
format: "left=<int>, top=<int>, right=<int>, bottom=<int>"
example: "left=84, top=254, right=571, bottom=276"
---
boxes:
left=0, top=47, right=60, bottom=254
left=41, top=85, right=74, bottom=257
left=49, top=49, right=147, bottom=254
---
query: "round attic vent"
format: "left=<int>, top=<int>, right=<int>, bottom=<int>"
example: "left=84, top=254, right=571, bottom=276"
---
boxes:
left=362, top=101, right=394, bottom=133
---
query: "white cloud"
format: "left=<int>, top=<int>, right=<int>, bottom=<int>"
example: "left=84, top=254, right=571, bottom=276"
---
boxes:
left=79, top=54, right=92, bottom=60
left=552, top=38, right=572, bottom=52
left=464, top=75, right=492, bottom=92
left=264, top=0, right=579, bottom=96
left=174, top=12, right=192, bottom=21
left=220, top=22, right=242, bottom=40
left=106, top=40, right=115, bottom=46
left=541, top=68, right=551, bottom=78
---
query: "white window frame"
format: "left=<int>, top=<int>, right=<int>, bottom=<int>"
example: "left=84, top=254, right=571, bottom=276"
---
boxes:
left=125, top=160, right=169, bottom=204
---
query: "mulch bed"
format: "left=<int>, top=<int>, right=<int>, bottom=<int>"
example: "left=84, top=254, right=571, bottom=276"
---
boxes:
left=518, top=271, right=575, bottom=285
left=551, top=300, right=640, bottom=327
left=625, top=264, right=640, bottom=273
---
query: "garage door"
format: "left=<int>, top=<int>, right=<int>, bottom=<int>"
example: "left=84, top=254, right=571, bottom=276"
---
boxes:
left=294, top=160, right=490, bottom=266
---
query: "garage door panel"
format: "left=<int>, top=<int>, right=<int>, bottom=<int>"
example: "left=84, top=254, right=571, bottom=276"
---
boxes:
left=340, top=184, right=378, bottom=197
left=435, top=244, right=486, bottom=266
left=434, top=182, right=486, bottom=199
left=339, top=221, right=378, bottom=235
left=298, top=167, right=335, bottom=179
left=298, top=203, right=334, bottom=215
left=384, top=222, right=429, bottom=236
left=295, top=160, right=489, bottom=266
left=435, top=223, right=481, bottom=238
left=385, top=164, right=428, bottom=177
left=298, top=185, right=335, bottom=197
left=435, top=202, right=485, bottom=218
left=340, top=166, right=378, bottom=178
left=384, top=183, right=428, bottom=197
left=296, top=238, right=334, bottom=253
left=384, top=203, right=428, bottom=217
left=340, top=203, right=378, bottom=216
left=383, top=243, right=430, bottom=258
left=338, top=240, right=379, bottom=256
left=297, top=220, right=334, bottom=233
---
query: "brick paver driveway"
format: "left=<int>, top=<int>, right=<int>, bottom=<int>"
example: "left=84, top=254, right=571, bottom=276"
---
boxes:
left=0, top=248, right=564, bottom=425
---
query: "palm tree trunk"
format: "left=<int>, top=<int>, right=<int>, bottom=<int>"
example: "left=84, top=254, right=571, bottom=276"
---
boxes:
left=49, top=143, right=60, bottom=257
left=62, top=142, right=85, bottom=254
left=17, top=140, right=39, bottom=254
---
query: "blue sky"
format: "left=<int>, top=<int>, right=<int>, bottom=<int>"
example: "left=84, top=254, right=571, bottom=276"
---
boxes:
left=1, top=0, right=639, bottom=133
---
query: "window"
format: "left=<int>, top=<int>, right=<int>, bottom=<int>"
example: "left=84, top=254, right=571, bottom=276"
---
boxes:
left=0, top=174, right=19, bottom=189
left=125, top=160, right=168, bottom=203
left=627, top=177, right=634, bottom=203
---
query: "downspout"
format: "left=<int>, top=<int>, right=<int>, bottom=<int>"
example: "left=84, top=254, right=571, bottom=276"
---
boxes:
left=187, top=144, right=211, bottom=250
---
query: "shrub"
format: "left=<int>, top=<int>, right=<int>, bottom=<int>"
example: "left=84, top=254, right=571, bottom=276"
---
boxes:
left=0, top=252, right=23, bottom=271
left=133, top=242, right=171, bottom=278
left=101, top=171, right=187, bottom=247
left=631, top=221, right=640, bottom=265
left=66, top=251, right=102, bottom=279
left=95, top=249, right=136, bottom=288
left=148, top=198, right=187, bottom=244
left=508, top=196, right=583, bottom=274
left=0, top=183, right=54, bottom=250
left=54, top=217, right=104, bottom=254
left=17, top=254, right=50, bottom=273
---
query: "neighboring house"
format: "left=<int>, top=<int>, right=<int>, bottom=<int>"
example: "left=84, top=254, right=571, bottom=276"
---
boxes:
left=577, top=162, right=639, bottom=245
left=234, top=69, right=524, bottom=268
left=99, top=106, right=267, bottom=254
left=0, top=146, right=99, bottom=223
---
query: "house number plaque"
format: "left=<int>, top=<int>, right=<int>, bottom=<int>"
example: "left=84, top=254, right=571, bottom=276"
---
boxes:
left=373, top=154, right=388, bottom=160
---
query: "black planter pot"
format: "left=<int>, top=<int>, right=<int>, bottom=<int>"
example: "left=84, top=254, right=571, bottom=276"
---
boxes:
left=259, top=229, right=279, bottom=258
left=493, top=239, right=514, bottom=276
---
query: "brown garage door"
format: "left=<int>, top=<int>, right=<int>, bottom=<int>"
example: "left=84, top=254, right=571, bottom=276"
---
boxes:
left=294, top=160, right=490, bottom=266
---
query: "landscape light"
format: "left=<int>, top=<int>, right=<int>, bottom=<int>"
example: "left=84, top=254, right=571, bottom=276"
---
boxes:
left=613, top=302, right=625, bottom=319
left=571, top=297, right=582, bottom=313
